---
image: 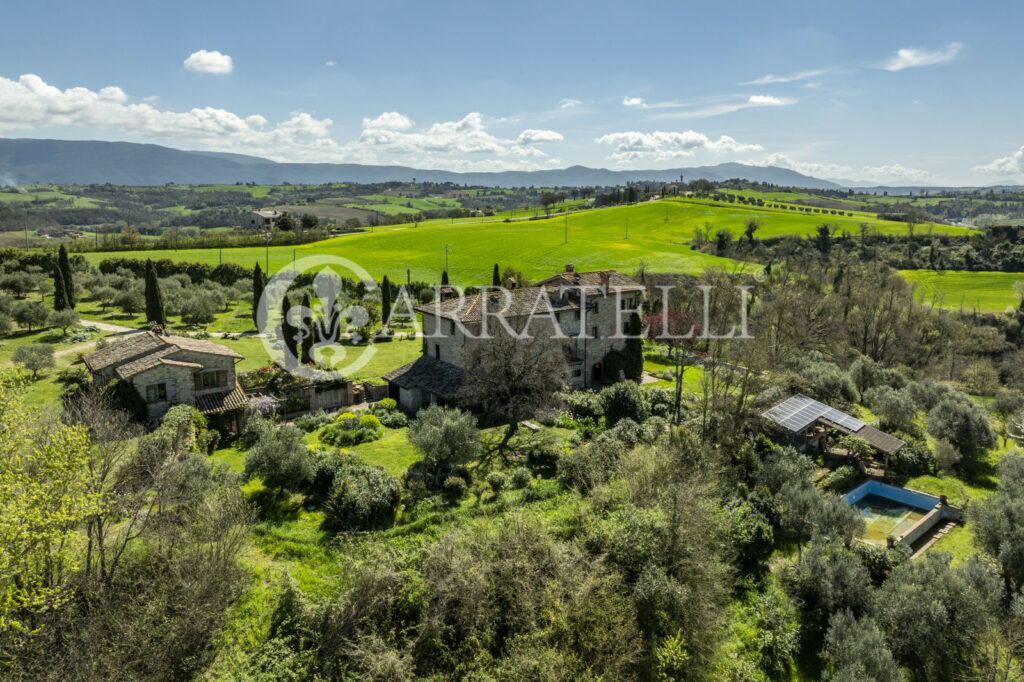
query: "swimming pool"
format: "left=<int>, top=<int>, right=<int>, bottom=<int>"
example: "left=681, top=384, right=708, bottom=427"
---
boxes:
left=842, top=480, right=944, bottom=547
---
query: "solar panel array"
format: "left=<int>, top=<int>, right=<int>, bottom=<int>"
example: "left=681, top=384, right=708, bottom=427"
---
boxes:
left=761, top=394, right=865, bottom=433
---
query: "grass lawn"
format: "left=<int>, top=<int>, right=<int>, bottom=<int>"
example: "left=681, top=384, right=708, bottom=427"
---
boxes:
left=346, top=427, right=422, bottom=477
left=901, top=269, right=1023, bottom=313
left=76, top=199, right=969, bottom=287
left=76, top=298, right=258, bottom=334
left=0, top=325, right=118, bottom=408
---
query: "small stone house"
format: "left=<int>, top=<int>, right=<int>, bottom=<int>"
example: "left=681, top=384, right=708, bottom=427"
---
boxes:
left=83, top=332, right=249, bottom=430
left=247, top=210, right=282, bottom=230
left=384, top=266, right=645, bottom=412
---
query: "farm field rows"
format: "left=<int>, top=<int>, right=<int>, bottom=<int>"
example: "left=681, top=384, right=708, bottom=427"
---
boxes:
left=81, top=200, right=969, bottom=285
left=900, top=269, right=1023, bottom=312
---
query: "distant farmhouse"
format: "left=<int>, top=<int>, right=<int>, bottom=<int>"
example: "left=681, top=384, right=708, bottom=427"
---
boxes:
left=83, top=332, right=248, bottom=430
left=385, top=266, right=644, bottom=411
left=247, top=209, right=283, bottom=230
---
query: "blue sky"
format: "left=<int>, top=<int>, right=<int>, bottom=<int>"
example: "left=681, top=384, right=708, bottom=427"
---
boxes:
left=1, top=0, right=1021, bottom=185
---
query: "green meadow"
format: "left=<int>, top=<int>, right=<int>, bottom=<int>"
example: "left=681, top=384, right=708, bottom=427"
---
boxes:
left=81, top=200, right=968, bottom=285
left=900, top=269, right=1024, bottom=312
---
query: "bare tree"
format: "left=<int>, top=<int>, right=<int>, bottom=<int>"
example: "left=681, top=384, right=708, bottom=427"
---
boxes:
left=457, top=329, right=567, bottom=459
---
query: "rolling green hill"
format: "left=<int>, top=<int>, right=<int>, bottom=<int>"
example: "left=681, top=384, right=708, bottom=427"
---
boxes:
left=81, top=200, right=971, bottom=285
left=901, top=269, right=1024, bottom=313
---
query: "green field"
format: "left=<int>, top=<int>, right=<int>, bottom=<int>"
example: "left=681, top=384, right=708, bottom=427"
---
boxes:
left=901, top=269, right=1023, bottom=312
left=80, top=200, right=968, bottom=286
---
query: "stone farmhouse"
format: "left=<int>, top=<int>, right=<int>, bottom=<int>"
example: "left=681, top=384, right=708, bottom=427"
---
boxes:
left=385, top=266, right=645, bottom=411
left=83, top=332, right=249, bottom=430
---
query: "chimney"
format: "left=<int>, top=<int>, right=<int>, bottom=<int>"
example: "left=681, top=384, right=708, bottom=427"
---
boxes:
left=505, top=277, right=516, bottom=289
left=439, top=286, right=455, bottom=301
left=599, top=271, right=611, bottom=292
left=564, top=263, right=575, bottom=273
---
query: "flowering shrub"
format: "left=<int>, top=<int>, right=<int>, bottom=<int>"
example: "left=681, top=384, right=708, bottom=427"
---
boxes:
left=320, top=411, right=383, bottom=446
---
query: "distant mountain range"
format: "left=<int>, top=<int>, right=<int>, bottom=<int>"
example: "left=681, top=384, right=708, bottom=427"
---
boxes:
left=0, top=138, right=849, bottom=189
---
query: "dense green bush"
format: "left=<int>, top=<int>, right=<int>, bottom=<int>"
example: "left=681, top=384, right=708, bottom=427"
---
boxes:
left=888, top=436, right=934, bottom=475
left=510, top=466, right=533, bottom=489
left=600, top=380, right=650, bottom=427
left=485, top=471, right=508, bottom=495
left=441, top=475, right=468, bottom=504
left=322, top=463, right=401, bottom=531
left=244, top=424, right=314, bottom=494
left=560, top=389, right=604, bottom=421
left=294, top=410, right=332, bottom=432
left=823, top=465, right=858, bottom=491
left=376, top=409, right=407, bottom=428
left=319, top=412, right=384, bottom=447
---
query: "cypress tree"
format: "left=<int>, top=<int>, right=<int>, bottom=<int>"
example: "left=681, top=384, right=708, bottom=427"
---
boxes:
left=441, top=270, right=449, bottom=285
left=492, top=263, right=500, bottom=287
left=300, top=293, right=314, bottom=365
left=57, top=244, right=75, bottom=309
left=252, top=262, right=266, bottom=327
left=281, top=294, right=298, bottom=367
left=53, top=267, right=68, bottom=311
left=144, top=259, right=166, bottom=325
left=381, top=275, right=391, bottom=328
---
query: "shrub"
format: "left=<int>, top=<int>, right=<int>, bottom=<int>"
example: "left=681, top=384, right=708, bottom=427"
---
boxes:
left=486, top=471, right=508, bottom=495
left=510, top=466, right=533, bottom=489
left=295, top=410, right=332, bottom=432
left=823, top=465, right=858, bottom=492
left=306, top=448, right=362, bottom=503
left=244, top=424, right=314, bottom=494
left=359, top=414, right=382, bottom=430
left=600, top=380, right=650, bottom=427
left=377, top=409, right=407, bottom=428
left=322, top=464, right=401, bottom=531
left=888, top=437, right=934, bottom=476
left=441, top=475, right=468, bottom=504
left=372, top=398, right=397, bottom=412
left=319, top=412, right=384, bottom=447
left=560, top=390, right=604, bottom=421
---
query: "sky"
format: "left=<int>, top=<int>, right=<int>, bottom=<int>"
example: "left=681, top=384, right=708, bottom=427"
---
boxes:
left=1, top=0, right=1023, bottom=186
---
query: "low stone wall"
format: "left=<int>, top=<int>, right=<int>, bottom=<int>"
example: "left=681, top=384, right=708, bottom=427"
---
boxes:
left=899, top=505, right=943, bottom=547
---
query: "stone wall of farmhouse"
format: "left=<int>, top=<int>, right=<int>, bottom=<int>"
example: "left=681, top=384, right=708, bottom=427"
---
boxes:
left=173, top=350, right=237, bottom=396
left=422, top=288, right=642, bottom=386
left=130, top=363, right=196, bottom=419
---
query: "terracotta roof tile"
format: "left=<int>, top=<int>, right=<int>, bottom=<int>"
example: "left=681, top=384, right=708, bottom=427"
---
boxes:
left=195, top=382, right=249, bottom=414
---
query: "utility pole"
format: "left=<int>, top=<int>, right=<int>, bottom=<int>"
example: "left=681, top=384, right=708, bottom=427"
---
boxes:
left=263, top=228, right=272, bottom=274
left=564, top=215, right=568, bottom=244
left=444, top=243, right=452, bottom=273
left=625, top=216, right=629, bottom=239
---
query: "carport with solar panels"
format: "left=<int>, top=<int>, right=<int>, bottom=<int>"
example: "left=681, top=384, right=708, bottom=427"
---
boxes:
left=761, top=394, right=905, bottom=475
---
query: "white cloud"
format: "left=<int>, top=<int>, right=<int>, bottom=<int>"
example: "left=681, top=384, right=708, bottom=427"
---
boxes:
left=0, top=73, right=564, bottom=170
left=740, top=69, right=827, bottom=85
left=622, top=95, right=683, bottom=110
left=516, top=129, right=564, bottom=145
left=184, top=49, right=234, bottom=74
left=973, top=146, right=1024, bottom=176
left=744, top=153, right=936, bottom=184
left=596, top=130, right=762, bottom=164
left=559, top=98, right=581, bottom=109
left=651, top=95, right=795, bottom=120
left=324, top=60, right=337, bottom=67
left=362, top=111, right=414, bottom=132
left=882, top=42, right=962, bottom=71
